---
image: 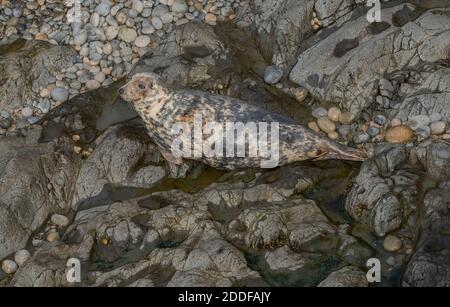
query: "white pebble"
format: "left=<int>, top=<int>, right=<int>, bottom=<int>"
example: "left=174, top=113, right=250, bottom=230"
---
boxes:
left=2, top=259, right=18, bottom=274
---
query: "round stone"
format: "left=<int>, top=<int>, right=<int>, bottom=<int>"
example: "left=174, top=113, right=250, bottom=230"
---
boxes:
left=86, top=80, right=101, bottom=90
left=374, top=114, right=387, bottom=125
left=14, top=250, right=31, bottom=266
left=338, top=112, right=354, bottom=125
left=327, top=107, right=341, bottom=122
left=105, top=26, right=119, bottom=40
left=385, top=125, right=414, bottom=143
left=51, top=214, right=70, bottom=227
left=430, top=121, right=446, bottom=135
left=1, top=260, right=18, bottom=274
left=353, top=132, right=370, bottom=144
left=317, top=117, right=336, bottom=133
left=0, top=118, right=10, bottom=129
left=132, top=0, right=145, bottom=13
left=0, top=111, right=9, bottom=119
left=118, top=27, right=137, bottom=43
left=172, top=0, right=188, bottom=13
left=51, top=87, right=69, bottom=102
left=429, top=113, right=442, bottom=123
left=383, top=235, right=402, bottom=252
left=263, top=65, right=283, bottom=84
left=367, top=127, right=380, bottom=137
left=328, top=131, right=339, bottom=140
left=160, top=12, right=174, bottom=24
left=96, top=1, right=111, bottom=16
left=142, top=26, right=156, bottom=35
left=94, top=72, right=106, bottom=83
left=73, top=30, right=87, bottom=46
left=205, top=13, right=217, bottom=24
left=312, top=107, right=328, bottom=119
left=416, top=126, right=431, bottom=139
left=46, top=231, right=60, bottom=242
left=151, top=16, right=163, bottom=30
left=21, top=107, right=33, bottom=118
left=135, top=35, right=151, bottom=48
left=308, top=121, right=320, bottom=133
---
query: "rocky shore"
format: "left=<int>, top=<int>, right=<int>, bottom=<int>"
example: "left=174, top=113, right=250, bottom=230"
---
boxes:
left=0, top=0, right=449, bottom=287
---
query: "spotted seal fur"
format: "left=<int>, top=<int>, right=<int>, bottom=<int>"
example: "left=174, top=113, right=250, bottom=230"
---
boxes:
left=119, top=72, right=367, bottom=170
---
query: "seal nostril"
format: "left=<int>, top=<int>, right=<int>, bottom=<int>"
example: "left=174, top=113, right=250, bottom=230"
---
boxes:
left=119, top=88, right=124, bottom=95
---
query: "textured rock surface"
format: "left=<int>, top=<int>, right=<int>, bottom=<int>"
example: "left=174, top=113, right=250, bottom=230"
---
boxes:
left=0, top=127, right=80, bottom=260
left=318, top=266, right=368, bottom=287
left=70, top=124, right=166, bottom=210
left=290, top=5, right=450, bottom=115
left=403, top=186, right=450, bottom=287
left=0, top=40, right=77, bottom=113
left=238, top=0, right=315, bottom=69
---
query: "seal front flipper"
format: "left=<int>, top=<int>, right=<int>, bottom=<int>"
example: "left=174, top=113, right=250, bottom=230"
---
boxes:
left=160, top=149, right=184, bottom=165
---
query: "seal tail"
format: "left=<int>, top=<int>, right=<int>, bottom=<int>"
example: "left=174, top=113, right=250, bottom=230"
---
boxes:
left=315, top=140, right=368, bottom=162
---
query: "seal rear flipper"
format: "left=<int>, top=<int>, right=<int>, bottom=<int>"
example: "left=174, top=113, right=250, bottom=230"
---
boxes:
left=314, top=140, right=368, bottom=162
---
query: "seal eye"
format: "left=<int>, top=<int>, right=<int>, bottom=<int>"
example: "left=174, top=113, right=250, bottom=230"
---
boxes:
left=138, top=83, right=146, bottom=90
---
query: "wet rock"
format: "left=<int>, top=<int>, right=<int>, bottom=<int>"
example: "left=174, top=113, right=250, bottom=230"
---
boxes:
left=0, top=40, right=77, bottom=114
left=317, top=117, right=336, bottom=133
left=415, top=140, right=450, bottom=181
left=263, top=65, right=283, bottom=84
left=238, top=0, right=314, bottom=69
left=346, top=145, right=409, bottom=236
left=353, top=132, right=369, bottom=144
left=383, top=235, right=402, bottom=252
left=0, top=130, right=80, bottom=260
left=11, top=235, right=94, bottom=287
left=1, top=259, right=18, bottom=274
left=312, top=107, right=328, bottom=119
left=385, top=126, right=414, bottom=143
left=430, top=121, right=446, bottom=135
left=290, top=6, right=450, bottom=114
left=403, top=188, right=450, bottom=287
left=71, top=125, right=166, bottom=210
left=318, top=266, right=368, bottom=287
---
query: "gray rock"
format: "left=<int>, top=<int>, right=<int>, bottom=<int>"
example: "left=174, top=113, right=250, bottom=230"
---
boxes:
left=51, top=87, right=69, bottom=102
left=312, top=107, right=328, bottom=119
left=0, top=40, right=76, bottom=114
left=171, top=0, right=188, bottom=13
left=368, top=127, right=380, bottom=137
left=239, top=0, right=314, bottom=69
left=263, top=65, right=283, bottom=84
left=353, top=132, right=370, bottom=144
left=70, top=125, right=166, bottom=210
left=406, top=115, right=431, bottom=130
left=73, top=30, right=88, bottom=46
left=0, top=132, right=80, bottom=260
left=318, top=266, right=369, bottom=287
left=403, top=188, right=450, bottom=287
left=96, top=1, right=111, bottom=16
left=290, top=6, right=450, bottom=115
left=374, top=114, right=387, bottom=126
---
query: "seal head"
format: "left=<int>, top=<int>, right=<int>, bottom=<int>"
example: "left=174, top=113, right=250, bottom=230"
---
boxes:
left=119, top=72, right=164, bottom=104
